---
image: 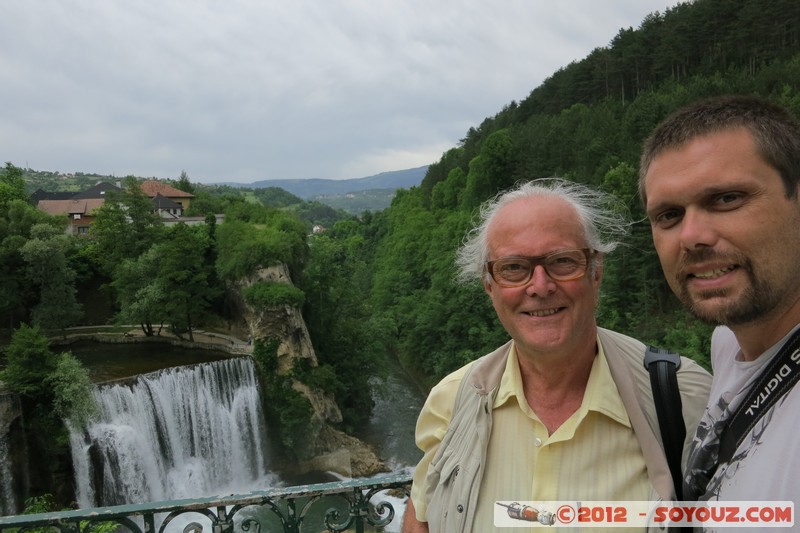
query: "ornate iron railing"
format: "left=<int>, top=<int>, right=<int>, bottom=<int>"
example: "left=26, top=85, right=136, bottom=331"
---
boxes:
left=0, top=473, right=412, bottom=533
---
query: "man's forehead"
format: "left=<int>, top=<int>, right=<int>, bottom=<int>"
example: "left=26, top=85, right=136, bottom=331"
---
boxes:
left=487, top=196, right=585, bottom=246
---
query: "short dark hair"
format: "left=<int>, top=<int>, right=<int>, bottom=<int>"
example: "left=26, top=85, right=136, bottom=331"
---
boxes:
left=639, top=95, right=800, bottom=204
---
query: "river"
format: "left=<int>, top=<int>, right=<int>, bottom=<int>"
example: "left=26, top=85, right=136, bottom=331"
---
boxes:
left=357, top=356, right=424, bottom=472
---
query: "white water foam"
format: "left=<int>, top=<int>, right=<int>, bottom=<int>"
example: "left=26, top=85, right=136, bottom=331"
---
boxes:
left=69, top=357, right=275, bottom=507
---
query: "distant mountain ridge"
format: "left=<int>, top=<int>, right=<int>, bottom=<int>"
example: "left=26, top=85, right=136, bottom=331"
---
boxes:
left=220, top=165, right=428, bottom=200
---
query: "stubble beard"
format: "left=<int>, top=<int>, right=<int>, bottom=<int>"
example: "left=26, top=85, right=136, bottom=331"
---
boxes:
left=675, top=258, right=780, bottom=327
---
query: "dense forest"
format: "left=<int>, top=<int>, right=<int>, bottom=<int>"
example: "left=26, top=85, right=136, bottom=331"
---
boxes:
left=3, top=0, right=800, bottom=457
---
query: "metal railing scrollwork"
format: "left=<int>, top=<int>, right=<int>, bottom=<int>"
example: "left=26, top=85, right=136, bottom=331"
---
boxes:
left=0, top=473, right=412, bottom=533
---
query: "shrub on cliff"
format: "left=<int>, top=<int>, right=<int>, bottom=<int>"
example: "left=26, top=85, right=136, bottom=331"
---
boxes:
left=251, top=337, right=313, bottom=461
left=243, top=281, right=305, bottom=309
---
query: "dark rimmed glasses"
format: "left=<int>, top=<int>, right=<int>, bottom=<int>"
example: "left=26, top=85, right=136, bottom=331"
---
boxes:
left=486, top=248, right=596, bottom=287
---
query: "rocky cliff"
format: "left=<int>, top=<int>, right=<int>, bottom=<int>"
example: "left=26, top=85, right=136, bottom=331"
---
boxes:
left=231, top=263, right=386, bottom=478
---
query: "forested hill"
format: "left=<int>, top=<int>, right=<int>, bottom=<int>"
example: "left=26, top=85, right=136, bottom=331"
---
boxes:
left=307, top=0, right=800, bottom=388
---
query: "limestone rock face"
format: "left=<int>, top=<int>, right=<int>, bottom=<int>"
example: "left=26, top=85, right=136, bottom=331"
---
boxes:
left=236, top=264, right=317, bottom=373
left=234, top=264, right=386, bottom=477
left=0, top=393, right=21, bottom=436
left=297, top=425, right=387, bottom=478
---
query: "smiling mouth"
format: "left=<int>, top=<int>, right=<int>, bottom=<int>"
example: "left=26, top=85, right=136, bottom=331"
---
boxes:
left=689, top=266, right=737, bottom=280
left=524, top=308, right=561, bottom=317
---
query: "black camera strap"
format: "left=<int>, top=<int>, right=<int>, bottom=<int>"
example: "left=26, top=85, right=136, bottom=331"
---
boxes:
left=716, top=327, right=800, bottom=466
left=644, top=346, right=685, bottom=501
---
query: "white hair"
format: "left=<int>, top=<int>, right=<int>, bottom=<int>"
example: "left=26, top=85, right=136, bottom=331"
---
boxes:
left=455, top=178, right=631, bottom=284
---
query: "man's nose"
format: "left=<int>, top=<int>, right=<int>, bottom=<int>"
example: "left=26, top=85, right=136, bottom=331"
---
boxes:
left=525, top=264, right=556, bottom=296
left=679, top=209, right=718, bottom=250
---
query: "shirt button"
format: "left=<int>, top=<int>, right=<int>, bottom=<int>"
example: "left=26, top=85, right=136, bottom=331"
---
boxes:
left=534, top=438, right=543, bottom=447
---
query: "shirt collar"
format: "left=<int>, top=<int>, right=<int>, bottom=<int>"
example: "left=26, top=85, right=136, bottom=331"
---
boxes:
left=494, top=337, right=631, bottom=429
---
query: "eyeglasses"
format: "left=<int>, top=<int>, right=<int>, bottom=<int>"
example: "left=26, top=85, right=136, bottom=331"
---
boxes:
left=485, top=248, right=596, bottom=287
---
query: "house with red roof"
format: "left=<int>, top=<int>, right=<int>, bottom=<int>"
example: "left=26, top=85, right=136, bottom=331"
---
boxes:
left=139, top=180, right=194, bottom=213
left=33, top=179, right=199, bottom=234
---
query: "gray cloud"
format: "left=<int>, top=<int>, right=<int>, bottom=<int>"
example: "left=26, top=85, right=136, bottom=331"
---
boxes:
left=0, top=0, right=680, bottom=183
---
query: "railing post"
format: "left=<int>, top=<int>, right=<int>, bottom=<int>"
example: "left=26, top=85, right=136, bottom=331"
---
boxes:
left=216, top=505, right=234, bottom=533
left=143, top=512, right=156, bottom=533
left=284, top=497, right=299, bottom=533
left=351, top=488, right=369, bottom=533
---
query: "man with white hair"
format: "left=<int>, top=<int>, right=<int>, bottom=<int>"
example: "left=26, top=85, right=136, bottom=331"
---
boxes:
left=403, top=178, right=710, bottom=532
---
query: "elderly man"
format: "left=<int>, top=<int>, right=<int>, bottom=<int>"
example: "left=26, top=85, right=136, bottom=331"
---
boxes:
left=403, top=178, right=710, bottom=532
left=641, top=95, right=800, bottom=510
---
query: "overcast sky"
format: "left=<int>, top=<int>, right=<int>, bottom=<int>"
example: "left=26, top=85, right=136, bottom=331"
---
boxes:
left=1, top=1, right=680, bottom=184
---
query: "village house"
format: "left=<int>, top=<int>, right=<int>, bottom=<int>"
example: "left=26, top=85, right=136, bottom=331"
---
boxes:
left=32, top=179, right=203, bottom=235
left=139, top=180, right=194, bottom=213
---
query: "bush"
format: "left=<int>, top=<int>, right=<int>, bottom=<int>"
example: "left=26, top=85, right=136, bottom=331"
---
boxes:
left=0, top=324, right=59, bottom=397
left=243, top=281, right=305, bottom=309
left=47, top=352, right=98, bottom=428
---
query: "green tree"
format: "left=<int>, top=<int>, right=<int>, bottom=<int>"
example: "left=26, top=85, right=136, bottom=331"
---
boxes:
left=20, top=224, right=83, bottom=332
left=0, top=324, right=59, bottom=397
left=155, top=223, right=220, bottom=341
left=185, top=189, right=226, bottom=216
left=112, top=247, right=168, bottom=335
left=215, top=220, right=274, bottom=281
left=430, top=167, right=467, bottom=210
left=0, top=162, right=27, bottom=212
left=89, top=176, right=163, bottom=276
left=462, top=129, right=518, bottom=209
left=301, top=231, right=385, bottom=430
left=0, top=200, right=55, bottom=326
left=48, top=352, right=98, bottom=428
left=176, top=170, right=195, bottom=194
left=215, top=216, right=308, bottom=282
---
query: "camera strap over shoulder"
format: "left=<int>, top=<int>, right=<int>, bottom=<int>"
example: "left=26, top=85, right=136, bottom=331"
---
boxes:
left=717, top=327, right=800, bottom=467
left=686, top=327, right=800, bottom=502
left=644, top=346, right=685, bottom=501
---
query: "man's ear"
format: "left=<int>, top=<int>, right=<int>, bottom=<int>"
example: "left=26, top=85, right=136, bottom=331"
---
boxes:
left=593, top=254, right=604, bottom=282
left=483, top=276, right=493, bottom=295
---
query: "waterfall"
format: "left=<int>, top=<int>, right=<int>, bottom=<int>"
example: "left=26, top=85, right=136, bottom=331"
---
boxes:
left=69, top=357, right=277, bottom=508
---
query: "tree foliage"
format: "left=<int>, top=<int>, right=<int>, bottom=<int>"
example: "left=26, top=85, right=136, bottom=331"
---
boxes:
left=243, top=281, right=305, bottom=308
left=48, top=352, right=98, bottom=428
left=154, top=223, right=220, bottom=341
left=0, top=163, right=27, bottom=212
left=299, top=228, right=386, bottom=431
left=112, top=247, right=167, bottom=335
left=89, top=177, right=164, bottom=276
left=0, top=200, right=56, bottom=326
left=215, top=214, right=308, bottom=282
left=0, top=324, right=59, bottom=397
left=251, top=338, right=313, bottom=459
left=20, top=224, right=83, bottom=332
left=176, top=170, right=195, bottom=194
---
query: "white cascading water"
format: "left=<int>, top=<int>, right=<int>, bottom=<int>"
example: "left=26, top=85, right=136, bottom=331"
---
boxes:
left=69, top=357, right=278, bottom=508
